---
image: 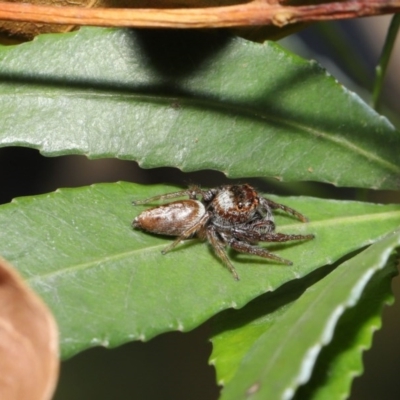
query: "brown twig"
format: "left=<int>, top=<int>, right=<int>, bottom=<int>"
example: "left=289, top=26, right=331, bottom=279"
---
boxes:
left=0, top=1, right=398, bottom=28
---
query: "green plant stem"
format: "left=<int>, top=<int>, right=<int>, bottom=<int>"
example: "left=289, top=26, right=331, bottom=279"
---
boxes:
left=372, top=14, right=400, bottom=110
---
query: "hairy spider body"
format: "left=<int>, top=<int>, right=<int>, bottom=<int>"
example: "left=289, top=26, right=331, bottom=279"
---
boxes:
left=208, top=185, right=261, bottom=226
left=132, top=184, right=314, bottom=280
left=133, top=199, right=205, bottom=237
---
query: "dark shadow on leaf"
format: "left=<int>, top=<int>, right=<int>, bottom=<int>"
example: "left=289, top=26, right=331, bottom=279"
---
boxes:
left=211, top=263, right=336, bottom=337
left=0, top=29, right=399, bottom=188
left=211, top=247, right=367, bottom=336
left=131, top=29, right=233, bottom=79
left=0, top=32, right=388, bottom=149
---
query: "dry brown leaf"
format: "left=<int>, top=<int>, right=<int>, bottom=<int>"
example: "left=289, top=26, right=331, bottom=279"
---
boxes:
left=0, top=257, right=59, bottom=400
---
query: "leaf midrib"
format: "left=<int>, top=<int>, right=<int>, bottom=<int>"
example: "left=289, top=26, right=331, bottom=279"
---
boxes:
left=26, top=209, right=400, bottom=286
left=2, top=81, right=398, bottom=174
left=256, top=236, right=400, bottom=393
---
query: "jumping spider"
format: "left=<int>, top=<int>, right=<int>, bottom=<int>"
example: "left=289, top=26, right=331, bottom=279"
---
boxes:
left=132, top=184, right=314, bottom=280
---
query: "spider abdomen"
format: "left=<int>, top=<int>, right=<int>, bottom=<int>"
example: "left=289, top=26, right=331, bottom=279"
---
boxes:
left=132, top=199, right=205, bottom=236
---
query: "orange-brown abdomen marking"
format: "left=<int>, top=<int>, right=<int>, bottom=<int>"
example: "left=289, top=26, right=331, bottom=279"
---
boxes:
left=133, top=200, right=205, bottom=236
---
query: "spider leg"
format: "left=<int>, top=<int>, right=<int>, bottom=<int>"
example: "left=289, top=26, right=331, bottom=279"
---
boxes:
left=261, top=198, right=309, bottom=222
left=256, top=232, right=315, bottom=242
left=161, top=212, right=210, bottom=254
left=229, top=239, right=293, bottom=265
left=233, top=229, right=314, bottom=243
left=207, top=228, right=240, bottom=281
left=133, top=185, right=203, bottom=205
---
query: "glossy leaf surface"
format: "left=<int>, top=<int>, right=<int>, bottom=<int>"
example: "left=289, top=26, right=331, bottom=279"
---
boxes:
left=216, top=230, right=400, bottom=400
left=0, top=28, right=399, bottom=189
left=0, top=182, right=399, bottom=358
left=211, top=257, right=396, bottom=399
left=294, top=263, right=396, bottom=400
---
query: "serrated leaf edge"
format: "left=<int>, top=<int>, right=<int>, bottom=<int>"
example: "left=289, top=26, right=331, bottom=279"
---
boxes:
left=282, top=232, right=400, bottom=400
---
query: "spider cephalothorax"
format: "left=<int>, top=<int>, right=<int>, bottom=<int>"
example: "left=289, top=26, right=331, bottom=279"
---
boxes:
left=132, top=184, right=314, bottom=280
left=206, top=184, right=260, bottom=226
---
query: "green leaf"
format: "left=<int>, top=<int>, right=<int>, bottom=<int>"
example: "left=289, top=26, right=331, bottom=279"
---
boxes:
left=0, top=182, right=399, bottom=359
left=0, top=28, right=399, bottom=189
left=372, top=14, right=400, bottom=110
left=210, top=265, right=332, bottom=386
left=293, top=262, right=396, bottom=400
left=215, top=230, right=400, bottom=400
left=210, top=256, right=396, bottom=399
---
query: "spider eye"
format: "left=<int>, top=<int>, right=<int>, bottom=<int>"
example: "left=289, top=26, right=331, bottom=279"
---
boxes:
left=238, top=202, right=243, bottom=209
